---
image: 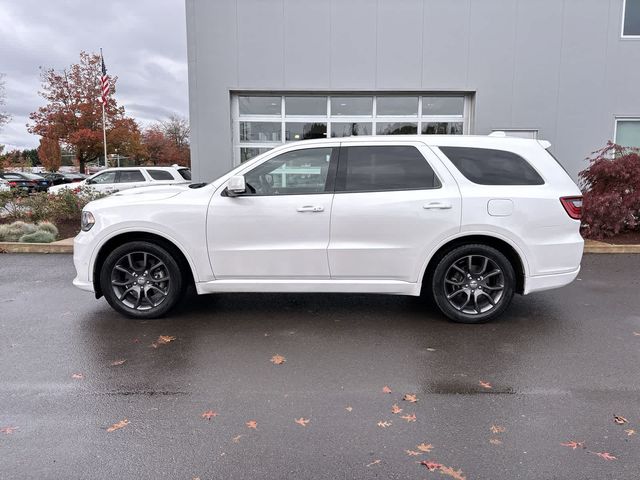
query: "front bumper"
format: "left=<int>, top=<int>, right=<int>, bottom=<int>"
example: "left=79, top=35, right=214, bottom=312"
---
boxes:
left=72, top=231, right=96, bottom=293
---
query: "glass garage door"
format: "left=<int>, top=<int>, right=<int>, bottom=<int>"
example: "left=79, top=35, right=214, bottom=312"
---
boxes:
left=231, top=93, right=471, bottom=164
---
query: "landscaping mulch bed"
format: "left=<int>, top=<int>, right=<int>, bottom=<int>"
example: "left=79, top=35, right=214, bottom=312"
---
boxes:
left=595, top=231, right=640, bottom=245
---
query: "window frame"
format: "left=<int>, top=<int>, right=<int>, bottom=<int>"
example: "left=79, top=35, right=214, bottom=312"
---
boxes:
left=622, top=0, right=640, bottom=38
left=231, top=93, right=472, bottom=166
left=334, top=143, right=443, bottom=194
left=614, top=117, right=640, bottom=147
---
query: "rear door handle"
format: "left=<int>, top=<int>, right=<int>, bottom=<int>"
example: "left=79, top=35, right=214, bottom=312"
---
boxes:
left=423, top=202, right=452, bottom=210
left=297, top=205, right=324, bottom=213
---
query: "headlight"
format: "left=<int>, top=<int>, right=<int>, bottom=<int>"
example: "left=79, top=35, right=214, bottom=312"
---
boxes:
left=81, top=211, right=95, bottom=231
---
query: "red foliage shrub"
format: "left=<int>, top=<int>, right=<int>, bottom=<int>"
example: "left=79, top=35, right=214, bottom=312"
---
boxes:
left=579, top=142, right=640, bottom=239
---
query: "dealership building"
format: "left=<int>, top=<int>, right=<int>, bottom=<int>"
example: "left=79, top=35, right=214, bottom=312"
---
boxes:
left=185, top=0, right=640, bottom=182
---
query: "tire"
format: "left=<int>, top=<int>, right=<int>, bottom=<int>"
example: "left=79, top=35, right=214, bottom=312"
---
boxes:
left=431, top=244, right=515, bottom=324
left=100, top=241, right=184, bottom=319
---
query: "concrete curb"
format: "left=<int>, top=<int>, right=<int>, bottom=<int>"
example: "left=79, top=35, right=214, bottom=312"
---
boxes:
left=1, top=238, right=639, bottom=255
left=583, top=239, right=640, bottom=254
left=0, top=237, right=73, bottom=254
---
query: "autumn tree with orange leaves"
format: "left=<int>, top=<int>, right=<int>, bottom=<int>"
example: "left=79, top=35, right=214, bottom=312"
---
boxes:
left=28, top=51, right=142, bottom=173
left=37, top=137, right=61, bottom=172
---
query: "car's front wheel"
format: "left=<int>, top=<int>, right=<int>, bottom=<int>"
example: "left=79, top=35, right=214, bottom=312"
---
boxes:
left=100, top=241, right=183, bottom=319
left=432, top=244, right=515, bottom=324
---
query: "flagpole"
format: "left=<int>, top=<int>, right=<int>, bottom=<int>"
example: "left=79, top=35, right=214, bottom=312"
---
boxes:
left=101, top=101, right=108, bottom=168
left=100, top=48, right=108, bottom=168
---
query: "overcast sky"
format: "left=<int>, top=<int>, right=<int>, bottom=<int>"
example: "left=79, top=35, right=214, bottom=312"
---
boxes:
left=0, top=0, right=188, bottom=150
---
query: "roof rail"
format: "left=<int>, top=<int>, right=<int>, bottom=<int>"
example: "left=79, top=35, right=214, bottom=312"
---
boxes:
left=488, top=131, right=506, bottom=137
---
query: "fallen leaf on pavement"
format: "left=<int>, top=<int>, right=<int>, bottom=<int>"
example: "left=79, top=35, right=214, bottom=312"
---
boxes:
left=401, top=413, right=416, bottom=423
left=110, top=359, right=126, bottom=366
left=406, top=450, right=422, bottom=456
left=613, top=415, right=628, bottom=425
left=345, top=406, right=353, bottom=412
left=246, top=420, right=257, bottom=429
left=366, top=459, right=381, bottom=467
left=71, top=373, right=83, bottom=379
left=403, top=393, right=418, bottom=403
left=382, top=386, right=392, bottom=394
left=440, top=465, right=467, bottom=480
left=417, top=443, right=433, bottom=453
left=426, top=347, right=436, bottom=352
left=560, top=441, right=584, bottom=450
left=490, top=425, right=505, bottom=434
left=594, top=452, right=617, bottom=461
left=625, top=429, right=636, bottom=436
left=489, top=438, right=502, bottom=445
left=232, top=435, right=243, bottom=443
left=151, top=335, right=176, bottom=348
left=479, top=380, right=492, bottom=389
left=391, top=404, right=403, bottom=414
left=420, top=461, right=443, bottom=472
left=106, top=419, right=129, bottom=432
left=295, top=417, right=310, bottom=427
left=377, top=420, right=392, bottom=428
left=270, top=354, right=286, bottom=365
left=202, top=410, right=219, bottom=420
left=0, top=426, right=17, bottom=435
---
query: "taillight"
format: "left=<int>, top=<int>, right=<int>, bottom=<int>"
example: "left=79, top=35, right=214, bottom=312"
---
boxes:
left=560, top=196, right=582, bottom=220
left=8, top=181, right=17, bottom=187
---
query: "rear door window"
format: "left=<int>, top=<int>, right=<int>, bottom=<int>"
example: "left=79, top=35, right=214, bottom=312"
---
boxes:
left=178, top=168, right=192, bottom=180
left=118, top=170, right=146, bottom=183
left=336, top=145, right=440, bottom=192
left=439, top=146, right=544, bottom=185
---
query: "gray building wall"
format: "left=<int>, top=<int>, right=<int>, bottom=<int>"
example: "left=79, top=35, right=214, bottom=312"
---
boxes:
left=186, top=0, right=640, bottom=182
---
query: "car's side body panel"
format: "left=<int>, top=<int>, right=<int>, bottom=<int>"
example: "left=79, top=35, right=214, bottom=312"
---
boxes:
left=73, top=135, right=583, bottom=310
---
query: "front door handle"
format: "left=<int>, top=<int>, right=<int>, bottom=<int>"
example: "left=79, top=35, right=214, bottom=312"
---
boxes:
left=423, top=202, right=452, bottom=210
left=297, top=205, right=324, bottom=213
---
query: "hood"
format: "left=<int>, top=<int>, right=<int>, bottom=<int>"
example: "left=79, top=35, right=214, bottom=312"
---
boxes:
left=112, top=183, right=192, bottom=198
left=88, top=184, right=190, bottom=209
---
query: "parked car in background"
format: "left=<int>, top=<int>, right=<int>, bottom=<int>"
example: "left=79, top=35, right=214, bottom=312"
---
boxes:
left=0, top=172, right=38, bottom=193
left=48, top=166, right=191, bottom=195
left=73, top=135, right=583, bottom=323
left=43, top=172, right=88, bottom=186
left=20, top=173, right=51, bottom=192
left=0, top=178, right=10, bottom=192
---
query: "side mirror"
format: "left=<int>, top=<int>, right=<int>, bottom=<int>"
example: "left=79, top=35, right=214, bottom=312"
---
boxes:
left=226, top=175, right=246, bottom=196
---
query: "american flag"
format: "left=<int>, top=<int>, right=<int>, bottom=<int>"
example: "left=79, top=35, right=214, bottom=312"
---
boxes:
left=100, top=51, right=109, bottom=104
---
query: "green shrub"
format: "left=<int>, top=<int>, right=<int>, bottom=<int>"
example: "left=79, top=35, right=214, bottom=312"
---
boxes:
left=19, top=231, right=56, bottom=243
left=36, top=221, right=59, bottom=237
left=0, top=190, right=28, bottom=221
left=0, top=221, right=37, bottom=242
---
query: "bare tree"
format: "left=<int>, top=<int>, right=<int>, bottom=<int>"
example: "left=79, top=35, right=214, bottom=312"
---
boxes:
left=0, top=73, right=10, bottom=132
left=160, top=114, right=189, bottom=149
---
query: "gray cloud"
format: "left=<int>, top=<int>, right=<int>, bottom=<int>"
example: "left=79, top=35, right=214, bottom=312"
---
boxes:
left=0, top=0, right=188, bottom=150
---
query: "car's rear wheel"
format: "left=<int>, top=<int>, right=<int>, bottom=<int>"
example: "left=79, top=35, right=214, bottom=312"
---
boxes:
left=432, top=244, right=515, bottom=324
left=100, top=241, right=183, bottom=319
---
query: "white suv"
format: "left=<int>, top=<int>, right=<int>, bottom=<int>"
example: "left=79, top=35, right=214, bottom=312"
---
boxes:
left=48, top=166, right=191, bottom=195
left=73, top=135, right=583, bottom=323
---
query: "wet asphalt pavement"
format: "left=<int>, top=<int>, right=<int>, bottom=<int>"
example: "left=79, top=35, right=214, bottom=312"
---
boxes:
left=1, top=254, right=640, bottom=480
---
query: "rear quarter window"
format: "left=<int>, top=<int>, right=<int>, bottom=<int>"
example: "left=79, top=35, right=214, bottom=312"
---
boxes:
left=439, top=146, right=544, bottom=185
left=148, top=170, right=175, bottom=181
left=178, top=168, right=191, bottom=180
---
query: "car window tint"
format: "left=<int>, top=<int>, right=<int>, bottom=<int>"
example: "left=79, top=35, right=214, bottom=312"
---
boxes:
left=244, top=148, right=333, bottom=196
left=439, top=146, right=544, bottom=185
left=148, top=170, right=174, bottom=180
left=118, top=170, right=146, bottom=183
left=178, top=169, right=191, bottom=180
left=92, top=172, right=117, bottom=184
left=338, top=145, right=440, bottom=192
